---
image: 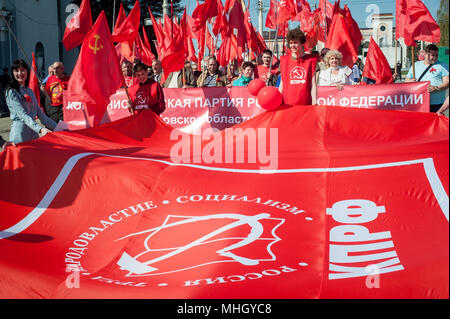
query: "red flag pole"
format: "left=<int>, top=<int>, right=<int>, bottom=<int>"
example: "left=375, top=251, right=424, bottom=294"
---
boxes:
left=412, top=46, right=416, bottom=81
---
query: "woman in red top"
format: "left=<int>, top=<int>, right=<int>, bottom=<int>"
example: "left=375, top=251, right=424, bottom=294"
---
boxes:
left=279, top=27, right=318, bottom=106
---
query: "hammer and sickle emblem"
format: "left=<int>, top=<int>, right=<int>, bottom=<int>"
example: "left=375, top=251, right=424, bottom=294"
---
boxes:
left=89, top=34, right=103, bottom=54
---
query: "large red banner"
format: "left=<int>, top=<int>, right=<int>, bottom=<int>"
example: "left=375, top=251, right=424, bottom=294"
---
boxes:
left=0, top=105, right=448, bottom=299
left=63, top=82, right=430, bottom=131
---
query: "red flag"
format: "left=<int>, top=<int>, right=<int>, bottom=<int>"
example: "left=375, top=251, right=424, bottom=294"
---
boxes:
left=136, top=31, right=155, bottom=67
left=342, top=5, right=362, bottom=55
left=277, top=0, right=297, bottom=25
left=113, top=2, right=126, bottom=33
left=68, top=11, right=125, bottom=127
left=63, top=0, right=93, bottom=51
left=362, top=37, right=394, bottom=84
left=112, top=0, right=140, bottom=44
left=163, top=14, right=174, bottom=40
left=197, top=27, right=206, bottom=70
left=180, top=9, right=198, bottom=62
left=265, top=0, right=277, bottom=30
left=205, top=27, right=215, bottom=56
left=115, top=42, right=134, bottom=64
left=318, top=0, right=334, bottom=24
left=304, top=12, right=320, bottom=52
left=148, top=6, right=166, bottom=58
left=325, top=13, right=358, bottom=68
left=229, top=0, right=247, bottom=51
left=317, top=0, right=334, bottom=42
left=29, top=52, right=42, bottom=111
left=212, top=0, right=228, bottom=36
left=224, top=0, right=235, bottom=13
left=244, top=1, right=265, bottom=55
left=192, top=0, right=219, bottom=32
left=396, top=0, right=440, bottom=46
left=293, top=0, right=312, bottom=24
left=217, top=30, right=239, bottom=67
left=160, top=21, right=185, bottom=85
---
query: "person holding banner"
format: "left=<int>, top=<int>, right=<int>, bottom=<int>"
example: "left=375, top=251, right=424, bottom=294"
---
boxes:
left=256, top=50, right=278, bottom=86
left=127, top=62, right=165, bottom=115
left=0, top=136, right=14, bottom=151
left=232, top=62, right=255, bottom=87
left=5, top=59, right=56, bottom=144
left=197, top=56, right=229, bottom=88
left=405, top=44, right=449, bottom=113
left=437, top=96, right=449, bottom=116
left=278, top=27, right=318, bottom=106
left=317, top=50, right=354, bottom=90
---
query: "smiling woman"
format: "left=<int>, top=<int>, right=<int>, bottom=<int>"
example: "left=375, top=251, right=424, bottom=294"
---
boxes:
left=4, top=59, right=57, bottom=144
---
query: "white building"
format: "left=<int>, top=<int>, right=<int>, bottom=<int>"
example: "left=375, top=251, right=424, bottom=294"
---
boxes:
left=0, top=0, right=79, bottom=78
left=360, top=13, right=409, bottom=70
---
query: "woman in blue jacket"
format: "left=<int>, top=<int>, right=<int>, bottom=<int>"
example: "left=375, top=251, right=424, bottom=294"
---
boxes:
left=5, top=59, right=56, bottom=144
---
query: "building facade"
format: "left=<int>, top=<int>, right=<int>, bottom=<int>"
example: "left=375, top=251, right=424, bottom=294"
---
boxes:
left=360, top=13, right=409, bottom=70
left=0, top=0, right=79, bottom=78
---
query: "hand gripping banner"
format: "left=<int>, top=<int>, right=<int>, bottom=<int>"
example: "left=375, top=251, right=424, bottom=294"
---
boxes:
left=0, top=105, right=448, bottom=298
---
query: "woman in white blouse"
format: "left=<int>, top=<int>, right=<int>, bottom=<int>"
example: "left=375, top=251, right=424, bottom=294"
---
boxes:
left=318, top=50, right=354, bottom=90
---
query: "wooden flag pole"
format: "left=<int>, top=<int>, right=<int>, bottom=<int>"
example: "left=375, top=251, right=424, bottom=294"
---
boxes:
left=394, top=37, right=398, bottom=77
left=112, top=0, right=116, bottom=32
left=412, top=46, right=416, bottom=81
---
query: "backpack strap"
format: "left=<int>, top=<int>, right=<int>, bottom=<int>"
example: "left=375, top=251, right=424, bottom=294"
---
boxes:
left=417, top=63, right=434, bottom=82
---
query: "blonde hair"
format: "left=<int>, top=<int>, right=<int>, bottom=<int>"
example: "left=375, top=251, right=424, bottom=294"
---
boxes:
left=324, top=50, right=343, bottom=67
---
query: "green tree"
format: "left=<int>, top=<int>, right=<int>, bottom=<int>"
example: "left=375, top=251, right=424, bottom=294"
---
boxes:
left=437, top=0, right=449, bottom=47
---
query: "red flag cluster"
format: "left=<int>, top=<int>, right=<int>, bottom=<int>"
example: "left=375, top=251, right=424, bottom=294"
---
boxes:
left=192, top=0, right=267, bottom=67
left=58, top=0, right=441, bottom=128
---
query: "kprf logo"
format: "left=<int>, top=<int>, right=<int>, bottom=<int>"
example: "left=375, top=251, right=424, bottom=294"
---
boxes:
left=290, top=66, right=306, bottom=84
left=115, top=213, right=284, bottom=277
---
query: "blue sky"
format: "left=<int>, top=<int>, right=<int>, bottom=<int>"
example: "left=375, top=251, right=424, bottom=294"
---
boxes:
left=180, top=0, right=441, bottom=32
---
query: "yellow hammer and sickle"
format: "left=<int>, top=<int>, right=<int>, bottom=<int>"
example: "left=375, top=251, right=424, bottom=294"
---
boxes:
left=89, top=34, right=103, bottom=54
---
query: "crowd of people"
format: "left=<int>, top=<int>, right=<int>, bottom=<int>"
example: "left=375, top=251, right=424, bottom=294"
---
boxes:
left=0, top=27, right=449, bottom=150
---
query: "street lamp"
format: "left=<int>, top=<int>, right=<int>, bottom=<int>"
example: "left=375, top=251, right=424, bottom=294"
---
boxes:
left=162, top=0, right=169, bottom=16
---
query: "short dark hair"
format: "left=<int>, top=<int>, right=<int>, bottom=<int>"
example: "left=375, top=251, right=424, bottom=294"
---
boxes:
left=287, top=27, right=306, bottom=44
left=133, top=61, right=148, bottom=73
left=262, top=49, right=273, bottom=56
left=242, top=61, right=255, bottom=70
left=425, top=44, right=439, bottom=53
